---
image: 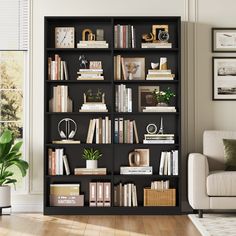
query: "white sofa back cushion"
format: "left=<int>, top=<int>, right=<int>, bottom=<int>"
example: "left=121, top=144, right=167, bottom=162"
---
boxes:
left=203, top=130, right=236, bottom=170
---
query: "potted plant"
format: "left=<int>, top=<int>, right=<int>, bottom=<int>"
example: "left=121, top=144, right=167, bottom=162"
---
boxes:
left=82, top=148, right=102, bottom=169
left=153, top=87, right=175, bottom=106
left=0, top=129, right=29, bottom=207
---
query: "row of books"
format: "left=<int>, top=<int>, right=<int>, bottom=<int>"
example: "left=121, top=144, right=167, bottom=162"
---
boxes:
left=150, top=180, right=170, bottom=190
left=115, top=84, right=132, bottom=112
left=143, top=134, right=175, bottom=144
left=50, top=184, right=84, bottom=206
left=48, top=148, right=70, bottom=175
left=146, top=69, right=175, bottom=81
left=49, top=86, right=73, bottom=112
left=77, top=68, right=104, bottom=81
left=89, top=182, right=111, bottom=207
left=114, top=183, right=138, bottom=207
left=114, top=118, right=139, bottom=144
left=86, top=117, right=111, bottom=144
left=159, top=151, right=178, bottom=176
left=77, top=40, right=109, bottom=48
left=48, top=55, right=69, bottom=80
left=114, top=25, right=136, bottom=48
left=113, top=55, right=128, bottom=80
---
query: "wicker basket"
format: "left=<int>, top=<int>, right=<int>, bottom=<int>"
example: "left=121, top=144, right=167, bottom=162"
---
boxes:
left=143, top=188, right=176, bottom=206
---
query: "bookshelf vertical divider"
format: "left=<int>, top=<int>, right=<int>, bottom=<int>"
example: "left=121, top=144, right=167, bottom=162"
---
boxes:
left=44, top=16, right=181, bottom=215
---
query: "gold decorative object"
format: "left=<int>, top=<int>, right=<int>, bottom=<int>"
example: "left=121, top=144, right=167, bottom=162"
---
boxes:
left=142, top=33, right=154, bottom=42
left=82, top=28, right=96, bottom=41
left=152, top=25, right=169, bottom=42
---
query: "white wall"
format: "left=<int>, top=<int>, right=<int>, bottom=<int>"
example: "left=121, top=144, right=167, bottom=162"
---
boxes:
left=15, top=0, right=236, bottom=212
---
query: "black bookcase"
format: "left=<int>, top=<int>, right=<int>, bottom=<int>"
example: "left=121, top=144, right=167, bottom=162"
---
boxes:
left=44, top=16, right=181, bottom=215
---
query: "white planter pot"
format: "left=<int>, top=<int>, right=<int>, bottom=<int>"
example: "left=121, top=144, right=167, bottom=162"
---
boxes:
left=0, top=185, right=11, bottom=207
left=86, top=160, right=98, bottom=169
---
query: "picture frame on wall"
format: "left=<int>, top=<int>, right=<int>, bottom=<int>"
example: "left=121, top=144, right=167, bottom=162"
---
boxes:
left=212, top=28, right=236, bottom=52
left=138, top=86, right=159, bottom=111
left=213, top=57, right=236, bottom=100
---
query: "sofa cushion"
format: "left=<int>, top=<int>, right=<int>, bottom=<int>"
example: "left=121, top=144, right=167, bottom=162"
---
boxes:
left=223, top=139, right=236, bottom=171
left=207, top=171, right=236, bottom=196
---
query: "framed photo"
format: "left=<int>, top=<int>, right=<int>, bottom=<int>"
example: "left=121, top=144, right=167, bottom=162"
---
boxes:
left=138, top=86, right=159, bottom=111
left=152, top=25, right=168, bottom=42
left=122, top=57, right=145, bottom=80
left=212, top=28, right=236, bottom=52
left=213, top=57, right=236, bottom=100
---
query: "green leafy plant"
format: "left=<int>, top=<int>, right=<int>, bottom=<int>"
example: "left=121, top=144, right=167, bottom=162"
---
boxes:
left=82, top=148, right=103, bottom=160
left=153, top=87, right=175, bottom=105
left=85, top=89, right=103, bottom=102
left=0, top=129, right=29, bottom=187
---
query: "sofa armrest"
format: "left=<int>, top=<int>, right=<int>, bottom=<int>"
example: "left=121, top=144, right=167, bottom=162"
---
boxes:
left=188, top=153, right=210, bottom=210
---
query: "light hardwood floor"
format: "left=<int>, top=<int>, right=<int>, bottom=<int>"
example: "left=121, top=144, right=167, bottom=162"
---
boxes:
left=0, top=214, right=201, bottom=236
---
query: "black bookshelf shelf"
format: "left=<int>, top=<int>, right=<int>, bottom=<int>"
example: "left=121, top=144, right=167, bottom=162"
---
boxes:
left=44, top=16, right=181, bottom=215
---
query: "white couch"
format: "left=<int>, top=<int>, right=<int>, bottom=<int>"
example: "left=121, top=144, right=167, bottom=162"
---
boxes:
left=188, top=130, right=236, bottom=217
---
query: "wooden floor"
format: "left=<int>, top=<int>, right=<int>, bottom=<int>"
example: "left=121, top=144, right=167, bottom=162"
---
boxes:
left=0, top=214, right=201, bottom=236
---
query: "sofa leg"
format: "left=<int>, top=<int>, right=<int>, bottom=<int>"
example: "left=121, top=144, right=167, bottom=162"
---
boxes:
left=198, top=210, right=203, bottom=218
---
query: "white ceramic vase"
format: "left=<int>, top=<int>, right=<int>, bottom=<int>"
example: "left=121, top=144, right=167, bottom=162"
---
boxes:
left=0, top=185, right=11, bottom=207
left=86, top=160, right=98, bottom=169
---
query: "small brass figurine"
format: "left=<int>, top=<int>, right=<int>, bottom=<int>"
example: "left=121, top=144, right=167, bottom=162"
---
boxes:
left=82, top=28, right=96, bottom=41
left=142, top=33, right=154, bottom=42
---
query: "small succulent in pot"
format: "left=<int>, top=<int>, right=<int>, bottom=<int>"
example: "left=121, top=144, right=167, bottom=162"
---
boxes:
left=82, top=148, right=103, bottom=169
left=153, top=87, right=175, bottom=106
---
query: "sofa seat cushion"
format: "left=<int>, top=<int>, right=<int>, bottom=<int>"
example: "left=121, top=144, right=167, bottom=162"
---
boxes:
left=207, top=171, right=236, bottom=196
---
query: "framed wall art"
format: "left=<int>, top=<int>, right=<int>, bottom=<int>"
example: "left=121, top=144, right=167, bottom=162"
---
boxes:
left=213, top=57, right=236, bottom=100
left=212, top=28, right=236, bottom=52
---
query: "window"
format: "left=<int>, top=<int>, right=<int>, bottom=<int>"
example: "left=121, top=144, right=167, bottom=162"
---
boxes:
left=0, top=51, right=26, bottom=190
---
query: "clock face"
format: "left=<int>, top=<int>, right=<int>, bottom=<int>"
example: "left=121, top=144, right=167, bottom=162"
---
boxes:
left=158, top=31, right=169, bottom=42
left=55, top=27, right=75, bottom=48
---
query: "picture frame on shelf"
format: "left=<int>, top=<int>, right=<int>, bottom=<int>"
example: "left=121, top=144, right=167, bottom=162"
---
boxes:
left=122, top=57, right=145, bottom=80
left=152, top=25, right=168, bottom=42
left=138, top=86, right=159, bottom=111
left=212, top=28, right=236, bottom=52
left=213, top=57, right=236, bottom=100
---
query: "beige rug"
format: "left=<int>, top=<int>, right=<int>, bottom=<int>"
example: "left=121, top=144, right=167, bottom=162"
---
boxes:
left=189, top=214, right=236, bottom=236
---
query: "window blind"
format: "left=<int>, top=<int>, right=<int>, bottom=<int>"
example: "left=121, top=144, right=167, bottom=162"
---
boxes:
left=0, top=0, right=29, bottom=50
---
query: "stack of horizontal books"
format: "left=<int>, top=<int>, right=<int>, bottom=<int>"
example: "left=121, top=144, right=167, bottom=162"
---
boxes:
left=143, top=134, right=175, bottom=144
left=143, top=106, right=176, bottom=113
left=141, top=42, right=172, bottom=48
left=77, top=41, right=109, bottom=48
left=74, top=168, right=107, bottom=175
left=120, top=166, right=153, bottom=175
left=146, top=69, right=175, bottom=80
left=79, top=103, right=108, bottom=112
left=77, top=68, right=104, bottom=81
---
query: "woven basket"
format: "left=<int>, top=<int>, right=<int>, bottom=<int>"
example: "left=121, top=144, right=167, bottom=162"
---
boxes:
left=143, top=188, right=176, bottom=206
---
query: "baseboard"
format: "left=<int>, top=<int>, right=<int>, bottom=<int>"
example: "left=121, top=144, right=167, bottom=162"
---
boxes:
left=11, top=203, right=43, bottom=213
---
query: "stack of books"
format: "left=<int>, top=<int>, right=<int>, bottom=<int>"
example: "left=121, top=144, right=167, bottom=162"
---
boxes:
left=86, top=117, right=111, bottom=144
left=141, top=42, right=172, bottom=48
left=114, top=183, right=138, bottom=207
left=89, top=182, right=111, bottom=207
left=49, top=85, right=73, bottom=112
left=77, top=41, right=109, bottom=48
left=115, top=84, right=132, bottom=112
left=50, top=184, right=84, bottom=206
left=143, top=106, right=176, bottom=113
left=48, top=54, right=69, bottom=80
left=150, top=180, right=170, bottom=190
left=146, top=69, right=175, bottom=81
left=48, top=148, right=70, bottom=175
left=74, top=168, right=107, bottom=175
left=114, top=118, right=139, bottom=144
left=159, top=150, right=178, bottom=175
left=77, top=68, right=104, bottom=81
left=79, top=103, right=108, bottom=112
left=114, top=25, right=136, bottom=48
left=120, top=166, right=153, bottom=175
left=143, top=134, right=175, bottom=144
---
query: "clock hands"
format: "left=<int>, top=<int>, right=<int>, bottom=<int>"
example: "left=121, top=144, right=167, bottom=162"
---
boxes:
left=60, top=30, right=68, bottom=44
